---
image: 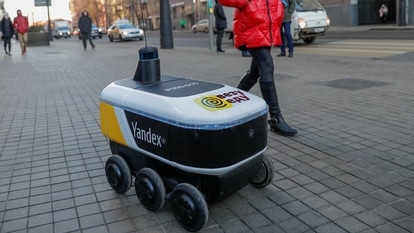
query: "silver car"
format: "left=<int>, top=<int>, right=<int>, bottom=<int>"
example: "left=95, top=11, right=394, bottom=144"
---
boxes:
left=191, top=19, right=209, bottom=33
left=91, top=24, right=103, bottom=39
left=108, top=20, right=144, bottom=42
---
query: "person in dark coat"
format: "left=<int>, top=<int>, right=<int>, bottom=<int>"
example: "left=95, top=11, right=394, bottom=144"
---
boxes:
left=214, top=0, right=227, bottom=52
left=78, top=10, right=95, bottom=50
left=0, top=12, right=14, bottom=56
left=277, top=0, right=296, bottom=57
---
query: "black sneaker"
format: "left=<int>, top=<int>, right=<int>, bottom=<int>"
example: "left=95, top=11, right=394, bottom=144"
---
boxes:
left=276, top=53, right=286, bottom=57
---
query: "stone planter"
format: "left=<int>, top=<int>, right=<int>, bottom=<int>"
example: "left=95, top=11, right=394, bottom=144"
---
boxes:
left=27, top=32, right=50, bottom=47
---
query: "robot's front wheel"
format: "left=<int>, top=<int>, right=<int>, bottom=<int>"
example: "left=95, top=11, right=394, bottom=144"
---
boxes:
left=105, top=155, right=132, bottom=194
left=135, top=168, right=166, bottom=211
left=251, top=154, right=275, bottom=188
left=171, top=183, right=208, bottom=232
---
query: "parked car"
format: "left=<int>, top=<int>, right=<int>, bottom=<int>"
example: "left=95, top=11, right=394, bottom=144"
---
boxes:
left=191, top=19, right=209, bottom=33
left=78, top=24, right=102, bottom=40
left=91, top=24, right=103, bottom=39
left=107, top=20, right=144, bottom=42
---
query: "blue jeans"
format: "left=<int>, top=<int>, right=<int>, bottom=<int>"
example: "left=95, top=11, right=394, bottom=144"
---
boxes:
left=280, top=22, right=294, bottom=54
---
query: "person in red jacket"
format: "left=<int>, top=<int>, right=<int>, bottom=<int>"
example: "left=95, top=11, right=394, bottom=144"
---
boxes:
left=13, top=9, right=29, bottom=55
left=219, top=0, right=297, bottom=136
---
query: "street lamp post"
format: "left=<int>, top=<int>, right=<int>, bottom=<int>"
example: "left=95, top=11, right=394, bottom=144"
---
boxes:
left=47, top=0, right=53, bottom=41
left=191, top=0, right=194, bottom=26
left=160, top=0, right=174, bottom=48
left=197, top=0, right=200, bottom=21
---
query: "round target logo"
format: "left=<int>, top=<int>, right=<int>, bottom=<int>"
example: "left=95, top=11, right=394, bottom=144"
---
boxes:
left=195, top=95, right=232, bottom=111
left=201, top=96, right=227, bottom=108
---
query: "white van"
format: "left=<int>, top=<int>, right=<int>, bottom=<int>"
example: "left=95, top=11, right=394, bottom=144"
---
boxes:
left=291, top=0, right=330, bottom=44
left=222, top=0, right=330, bottom=44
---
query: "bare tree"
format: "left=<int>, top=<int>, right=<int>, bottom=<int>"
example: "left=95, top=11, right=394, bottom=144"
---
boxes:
left=72, top=0, right=105, bottom=26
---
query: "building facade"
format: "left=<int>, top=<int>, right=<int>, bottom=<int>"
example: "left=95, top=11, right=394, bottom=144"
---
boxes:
left=3, top=0, right=407, bottom=32
left=319, top=0, right=414, bottom=26
left=0, top=0, right=5, bottom=19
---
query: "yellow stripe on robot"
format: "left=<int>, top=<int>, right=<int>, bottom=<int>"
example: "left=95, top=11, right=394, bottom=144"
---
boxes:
left=100, top=102, right=127, bottom=145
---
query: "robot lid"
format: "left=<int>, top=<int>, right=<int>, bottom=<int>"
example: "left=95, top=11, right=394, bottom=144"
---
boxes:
left=100, top=75, right=268, bottom=130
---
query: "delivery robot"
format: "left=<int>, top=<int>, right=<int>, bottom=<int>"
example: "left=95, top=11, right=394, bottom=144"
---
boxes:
left=99, top=46, right=275, bottom=232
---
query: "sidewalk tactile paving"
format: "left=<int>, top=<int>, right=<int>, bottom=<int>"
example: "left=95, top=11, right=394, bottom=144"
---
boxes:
left=1, top=37, right=413, bottom=232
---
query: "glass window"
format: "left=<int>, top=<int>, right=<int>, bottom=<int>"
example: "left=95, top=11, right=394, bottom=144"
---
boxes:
left=295, top=0, right=324, bottom=12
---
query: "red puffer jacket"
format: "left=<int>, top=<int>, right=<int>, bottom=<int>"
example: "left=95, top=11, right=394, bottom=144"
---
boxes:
left=13, top=15, right=29, bottom=34
left=219, top=0, right=284, bottom=49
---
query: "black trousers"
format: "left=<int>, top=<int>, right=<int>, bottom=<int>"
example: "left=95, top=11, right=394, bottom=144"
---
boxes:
left=81, top=32, right=94, bottom=49
left=246, top=47, right=274, bottom=83
left=3, top=37, right=11, bottom=53
left=216, top=28, right=225, bottom=50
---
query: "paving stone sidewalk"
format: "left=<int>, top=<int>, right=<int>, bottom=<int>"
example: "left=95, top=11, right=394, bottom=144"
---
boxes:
left=0, top=37, right=413, bottom=233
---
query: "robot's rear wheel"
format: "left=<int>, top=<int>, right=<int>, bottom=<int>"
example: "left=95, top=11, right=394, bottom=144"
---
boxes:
left=105, top=155, right=132, bottom=193
left=171, top=183, right=208, bottom=232
left=135, top=168, right=166, bottom=211
left=251, top=154, right=275, bottom=188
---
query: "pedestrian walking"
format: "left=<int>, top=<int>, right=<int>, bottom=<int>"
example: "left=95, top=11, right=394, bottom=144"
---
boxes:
left=180, top=18, right=186, bottom=29
left=379, top=4, right=388, bottom=25
left=219, top=0, right=298, bottom=136
left=277, top=0, right=296, bottom=57
left=13, top=9, right=29, bottom=55
left=78, top=10, right=95, bottom=50
left=0, top=12, right=14, bottom=56
left=214, top=0, right=227, bottom=52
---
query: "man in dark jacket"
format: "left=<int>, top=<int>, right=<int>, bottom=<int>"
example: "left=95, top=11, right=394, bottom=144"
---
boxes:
left=214, top=0, right=227, bottom=52
left=78, top=10, right=95, bottom=50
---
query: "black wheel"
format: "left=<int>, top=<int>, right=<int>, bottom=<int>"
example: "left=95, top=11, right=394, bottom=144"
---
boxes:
left=105, top=155, right=132, bottom=194
left=204, top=28, right=208, bottom=33
left=135, top=168, right=166, bottom=211
left=192, top=28, right=197, bottom=33
left=251, top=154, right=275, bottom=188
left=171, top=183, right=208, bottom=232
left=303, top=36, right=316, bottom=44
left=108, top=35, right=113, bottom=42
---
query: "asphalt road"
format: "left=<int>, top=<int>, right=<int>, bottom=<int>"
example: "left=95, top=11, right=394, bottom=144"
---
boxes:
left=60, top=27, right=413, bottom=50
left=140, top=28, right=414, bottom=48
left=324, top=29, right=414, bottom=40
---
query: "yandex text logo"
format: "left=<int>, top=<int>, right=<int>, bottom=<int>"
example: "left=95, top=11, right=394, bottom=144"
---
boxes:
left=131, top=121, right=163, bottom=147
